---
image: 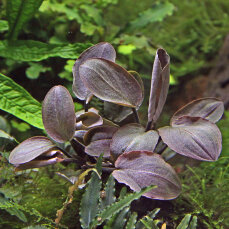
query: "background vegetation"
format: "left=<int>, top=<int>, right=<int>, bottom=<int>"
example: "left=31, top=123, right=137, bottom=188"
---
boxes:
left=0, top=0, right=228, bottom=228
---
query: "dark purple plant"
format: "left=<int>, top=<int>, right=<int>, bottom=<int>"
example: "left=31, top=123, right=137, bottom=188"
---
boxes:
left=9, top=42, right=224, bottom=200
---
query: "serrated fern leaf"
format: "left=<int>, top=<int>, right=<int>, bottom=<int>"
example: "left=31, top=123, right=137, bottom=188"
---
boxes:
left=189, top=216, right=197, bottom=229
left=0, top=40, right=92, bottom=61
left=176, top=214, right=192, bottom=229
left=125, top=212, right=137, bottom=229
left=0, top=73, right=43, bottom=129
left=104, top=206, right=129, bottom=229
left=100, top=175, right=116, bottom=211
left=80, top=155, right=103, bottom=229
left=91, top=185, right=155, bottom=228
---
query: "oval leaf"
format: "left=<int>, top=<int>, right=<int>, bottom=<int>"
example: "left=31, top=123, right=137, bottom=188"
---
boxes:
left=148, top=49, right=170, bottom=125
left=9, top=136, right=55, bottom=165
left=113, top=151, right=181, bottom=200
left=159, top=116, right=222, bottom=161
left=73, top=42, right=116, bottom=101
left=79, top=58, right=143, bottom=107
left=42, top=85, right=76, bottom=143
left=110, top=124, right=145, bottom=160
left=171, top=98, right=224, bottom=124
left=85, top=139, right=111, bottom=158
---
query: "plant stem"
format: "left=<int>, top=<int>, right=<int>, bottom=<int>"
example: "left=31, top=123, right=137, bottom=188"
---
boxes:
left=70, top=139, right=86, bottom=159
left=84, top=100, right=88, bottom=112
left=145, top=120, right=152, bottom=131
left=132, top=108, right=140, bottom=124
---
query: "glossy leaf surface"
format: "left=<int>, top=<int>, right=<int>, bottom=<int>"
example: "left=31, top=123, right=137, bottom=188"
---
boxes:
left=171, top=98, right=224, bottom=124
left=79, top=58, right=143, bottom=107
left=148, top=49, right=170, bottom=125
left=110, top=124, right=145, bottom=160
left=9, top=136, right=55, bottom=164
left=42, top=85, right=76, bottom=143
left=113, top=151, right=181, bottom=200
left=73, top=42, right=116, bottom=101
left=159, top=116, right=222, bottom=161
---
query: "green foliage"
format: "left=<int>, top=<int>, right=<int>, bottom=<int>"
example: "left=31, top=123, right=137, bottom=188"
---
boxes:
left=80, top=156, right=103, bottom=229
left=0, top=195, right=27, bottom=222
left=6, top=0, right=44, bottom=40
left=0, top=20, right=8, bottom=32
left=0, top=73, right=43, bottom=129
left=0, top=40, right=92, bottom=61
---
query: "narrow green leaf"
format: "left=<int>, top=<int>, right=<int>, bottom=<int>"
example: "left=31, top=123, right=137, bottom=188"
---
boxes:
left=188, top=216, right=197, bottom=229
left=140, top=217, right=158, bottom=229
left=0, top=73, right=44, bottom=129
left=80, top=155, right=103, bottom=229
left=104, top=207, right=129, bottom=229
left=7, top=0, right=44, bottom=40
left=100, top=175, right=116, bottom=211
left=125, top=212, right=138, bottom=229
left=176, top=214, right=192, bottom=229
left=90, top=185, right=155, bottom=228
left=0, top=40, right=92, bottom=61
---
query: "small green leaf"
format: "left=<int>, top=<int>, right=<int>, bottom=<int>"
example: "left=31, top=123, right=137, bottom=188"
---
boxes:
left=0, top=196, right=27, bottom=222
left=80, top=155, right=103, bottom=229
left=0, top=40, right=92, bottom=61
left=100, top=175, right=116, bottom=211
left=26, top=63, right=50, bottom=79
left=0, top=20, right=9, bottom=32
left=188, top=216, right=197, bottom=229
left=176, top=214, right=191, bottom=229
left=90, top=185, right=155, bottom=228
left=0, top=73, right=44, bottom=129
left=7, top=0, right=44, bottom=40
left=125, top=212, right=138, bottom=229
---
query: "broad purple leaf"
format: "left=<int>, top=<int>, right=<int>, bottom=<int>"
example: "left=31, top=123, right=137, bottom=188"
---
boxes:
left=84, top=125, right=118, bottom=145
left=158, top=116, right=222, bottom=161
left=171, top=98, right=224, bottom=124
left=85, top=139, right=111, bottom=158
left=110, top=124, right=145, bottom=160
left=125, top=130, right=159, bottom=153
left=72, top=42, right=116, bottom=102
left=9, top=136, right=55, bottom=165
left=15, top=152, right=64, bottom=171
left=42, top=85, right=76, bottom=143
left=112, top=151, right=181, bottom=200
left=128, top=71, right=144, bottom=99
left=148, top=49, right=170, bottom=126
left=79, top=58, right=143, bottom=108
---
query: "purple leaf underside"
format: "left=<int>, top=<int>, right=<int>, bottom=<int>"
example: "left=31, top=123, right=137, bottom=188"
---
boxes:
left=9, top=136, right=55, bottom=165
left=79, top=58, right=143, bottom=108
left=72, top=42, right=116, bottom=101
left=148, top=49, right=170, bottom=125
